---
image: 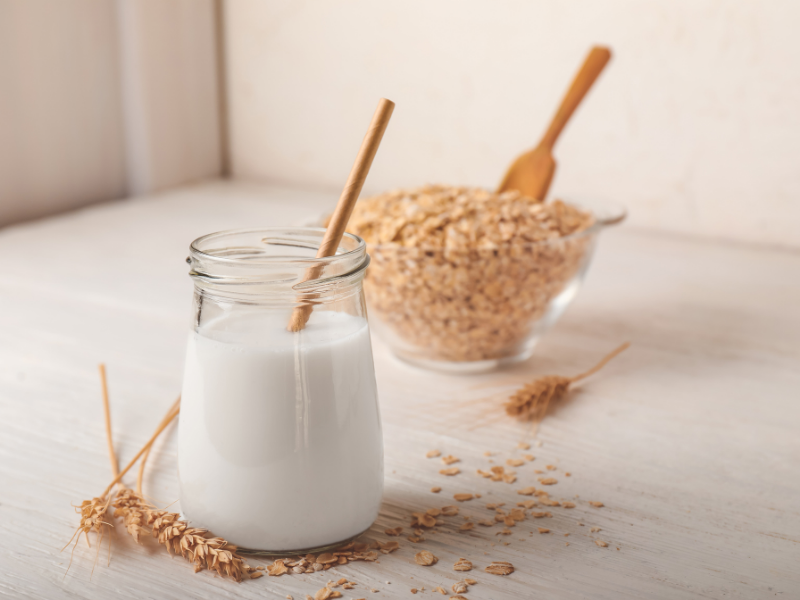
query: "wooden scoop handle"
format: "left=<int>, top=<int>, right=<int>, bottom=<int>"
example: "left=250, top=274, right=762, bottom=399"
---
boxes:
left=540, top=46, right=611, bottom=150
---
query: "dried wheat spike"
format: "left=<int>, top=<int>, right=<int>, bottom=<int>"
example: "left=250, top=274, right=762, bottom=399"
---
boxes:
left=111, top=488, right=148, bottom=544
left=113, top=488, right=252, bottom=582
left=505, top=343, right=630, bottom=422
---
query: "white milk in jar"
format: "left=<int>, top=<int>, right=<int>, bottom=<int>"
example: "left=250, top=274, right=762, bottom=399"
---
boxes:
left=178, top=228, right=382, bottom=552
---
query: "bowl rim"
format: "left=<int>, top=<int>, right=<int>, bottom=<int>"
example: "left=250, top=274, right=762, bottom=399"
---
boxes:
left=365, top=197, right=627, bottom=251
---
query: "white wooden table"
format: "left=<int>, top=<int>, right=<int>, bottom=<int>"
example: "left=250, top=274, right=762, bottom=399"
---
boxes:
left=1, top=181, right=798, bottom=600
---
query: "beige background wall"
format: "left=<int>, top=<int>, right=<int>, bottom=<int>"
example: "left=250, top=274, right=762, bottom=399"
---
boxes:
left=0, top=0, right=223, bottom=227
left=0, top=0, right=126, bottom=226
left=224, top=0, right=800, bottom=248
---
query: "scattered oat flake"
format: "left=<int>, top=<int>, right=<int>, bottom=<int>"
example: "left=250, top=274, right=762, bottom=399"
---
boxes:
left=509, top=508, right=526, bottom=520
left=453, top=493, right=474, bottom=502
left=478, top=519, right=495, bottom=526
left=410, top=589, right=417, bottom=595
left=538, top=527, right=550, bottom=534
left=459, top=522, right=475, bottom=532
left=518, top=500, right=536, bottom=509
left=483, top=451, right=493, bottom=456
left=453, top=557, right=473, bottom=572
left=565, top=472, right=571, bottom=477
left=496, top=528, right=513, bottom=536
left=523, top=454, right=535, bottom=461
left=433, top=586, right=447, bottom=595
left=427, top=507, right=442, bottom=516
left=506, top=458, right=525, bottom=467
left=426, top=450, right=441, bottom=458
left=539, top=477, right=557, bottom=485
left=315, top=587, right=333, bottom=600
left=440, top=467, right=460, bottom=476
left=414, top=551, right=438, bottom=566
left=431, top=486, right=441, bottom=493
left=591, top=527, right=602, bottom=533
left=268, top=560, right=289, bottom=576
left=452, top=581, right=468, bottom=594
left=589, top=501, right=604, bottom=508
left=441, top=505, right=459, bottom=516
left=517, top=442, right=531, bottom=450
left=411, top=512, right=436, bottom=528
left=451, top=596, right=468, bottom=600
left=385, top=526, right=403, bottom=536
left=546, top=465, right=556, bottom=471
left=249, top=571, right=264, bottom=579
left=562, top=501, right=576, bottom=508
left=465, top=578, right=477, bottom=585
left=595, top=540, right=609, bottom=547
left=539, top=498, right=560, bottom=507
left=485, top=561, right=515, bottom=575
left=441, top=455, right=460, bottom=465
left=517, top=486, right=537, bottom=496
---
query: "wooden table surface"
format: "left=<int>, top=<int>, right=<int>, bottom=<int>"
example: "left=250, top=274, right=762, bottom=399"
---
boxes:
left=1, top=181, right=798, bottom=600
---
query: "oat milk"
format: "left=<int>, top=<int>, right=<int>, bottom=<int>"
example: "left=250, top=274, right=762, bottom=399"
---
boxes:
left=178, top=310, right=383, bottom=551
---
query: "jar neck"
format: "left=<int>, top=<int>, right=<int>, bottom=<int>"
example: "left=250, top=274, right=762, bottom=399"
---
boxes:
left=187, top=227, right=369, bottom=305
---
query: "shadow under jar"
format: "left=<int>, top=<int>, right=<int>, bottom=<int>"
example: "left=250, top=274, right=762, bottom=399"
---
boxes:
left=178, top=228, right=382, bottom=554
left=364, top=201, right=625, bottom=373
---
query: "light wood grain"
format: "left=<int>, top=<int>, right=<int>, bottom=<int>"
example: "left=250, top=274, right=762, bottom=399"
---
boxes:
left=0, top=181, right=798, bottom=599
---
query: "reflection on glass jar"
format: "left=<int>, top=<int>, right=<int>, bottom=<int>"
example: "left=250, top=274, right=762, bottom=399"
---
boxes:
left=179, top=228, right=382, bottom=553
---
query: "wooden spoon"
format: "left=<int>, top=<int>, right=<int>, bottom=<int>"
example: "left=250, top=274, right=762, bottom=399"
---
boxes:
left=497, top=46, right=612, bottom=200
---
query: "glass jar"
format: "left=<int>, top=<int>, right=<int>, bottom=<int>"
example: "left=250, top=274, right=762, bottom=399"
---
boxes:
left=178, top=228, right=382, bottom=554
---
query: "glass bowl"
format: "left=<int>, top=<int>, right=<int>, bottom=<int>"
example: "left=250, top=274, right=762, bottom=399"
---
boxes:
left=362, top=199, right=625, bottom=373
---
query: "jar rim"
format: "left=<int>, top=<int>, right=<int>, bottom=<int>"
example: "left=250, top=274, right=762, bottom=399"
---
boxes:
left=188, top=227, right=369, bottom=296
left=190, top=227, right=367, bottom=268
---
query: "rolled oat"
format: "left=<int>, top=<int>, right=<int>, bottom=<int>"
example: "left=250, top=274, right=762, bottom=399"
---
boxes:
left=349, top=185, right=594, bottom=362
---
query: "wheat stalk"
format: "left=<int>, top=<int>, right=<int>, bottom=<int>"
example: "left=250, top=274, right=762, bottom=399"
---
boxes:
left=112, top=406, right=257, bottom=581
left=62, top=365, right=119, bottom=575
left=505, top=343, right=630, bottom=433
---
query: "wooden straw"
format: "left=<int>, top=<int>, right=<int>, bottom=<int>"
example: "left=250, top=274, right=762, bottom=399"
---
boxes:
left=101, top=398, right=181, bottom=498
left=287, top=97, right=395, bottom=332
left=98, top=364, right=119, bottom=479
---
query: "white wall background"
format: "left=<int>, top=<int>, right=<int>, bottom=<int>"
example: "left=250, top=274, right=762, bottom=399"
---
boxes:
left=0, top=0, right=126, bottom=226
left=225, top=0, right=800, bottom=248
left=0, top=0, right=223, bottom=228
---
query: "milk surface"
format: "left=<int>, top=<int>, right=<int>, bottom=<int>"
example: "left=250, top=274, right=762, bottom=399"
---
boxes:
left=178, top=310, right=383, bottom=551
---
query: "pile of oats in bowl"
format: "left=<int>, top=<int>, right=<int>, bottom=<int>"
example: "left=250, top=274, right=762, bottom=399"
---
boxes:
left=349, top=185, right=602, bottom=368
